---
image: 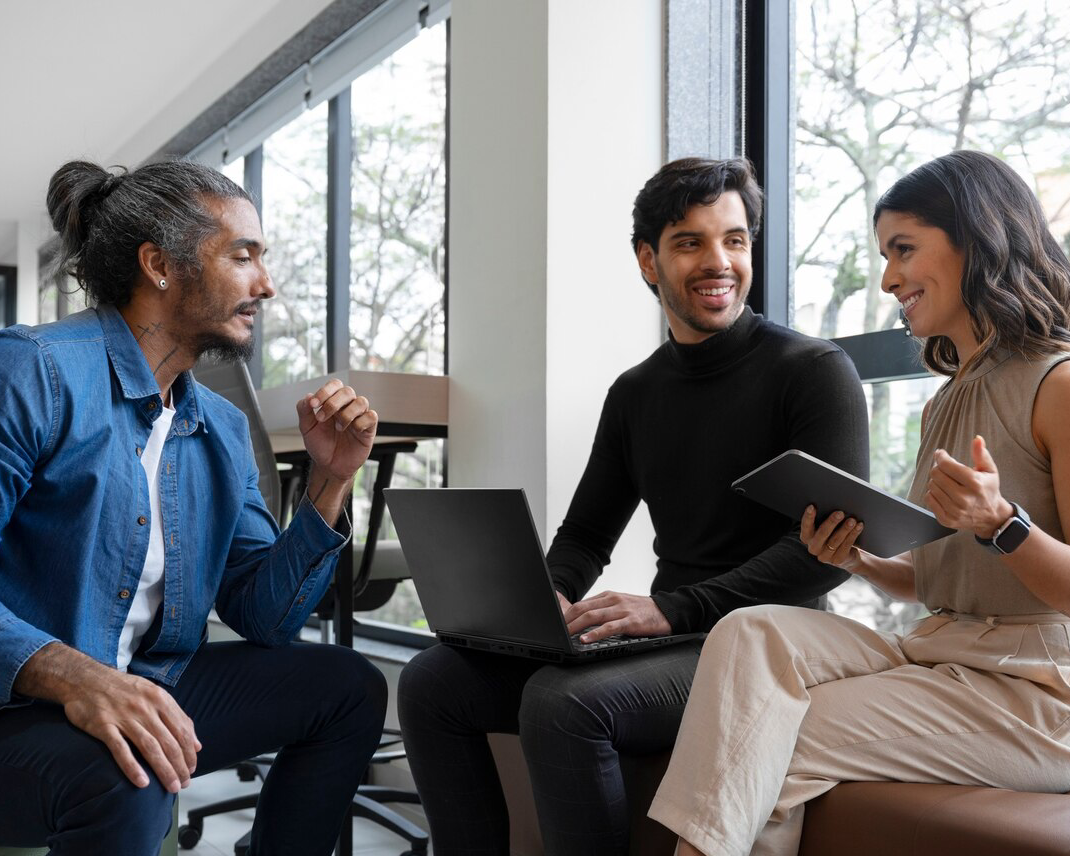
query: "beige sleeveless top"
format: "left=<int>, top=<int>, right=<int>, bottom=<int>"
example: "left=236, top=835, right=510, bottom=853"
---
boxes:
left=907, top=350, right=1070, bottom=616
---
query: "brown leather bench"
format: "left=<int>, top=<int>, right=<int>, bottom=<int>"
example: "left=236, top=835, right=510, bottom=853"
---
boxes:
left=798, top=782, right=1070, bottom=856
left=490, top=735, right=1070, bottom=855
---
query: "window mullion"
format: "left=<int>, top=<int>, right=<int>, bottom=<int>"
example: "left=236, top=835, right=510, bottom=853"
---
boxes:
left=326, top=90, right=353, bottom=374
left=244, top=147, right=265, bottom=387
left=746, top=0, right=792, bottom=326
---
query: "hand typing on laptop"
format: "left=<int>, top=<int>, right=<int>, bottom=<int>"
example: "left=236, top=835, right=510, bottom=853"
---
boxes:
left=562, top=591, right=673, bottom=643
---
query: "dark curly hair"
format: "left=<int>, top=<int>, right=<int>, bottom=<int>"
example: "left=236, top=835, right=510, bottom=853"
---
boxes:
left=631, top=157, right=764, bottom=296
left=874, top=150, right=1070, bottom=376
left=46, top=159, right=251, bottom=307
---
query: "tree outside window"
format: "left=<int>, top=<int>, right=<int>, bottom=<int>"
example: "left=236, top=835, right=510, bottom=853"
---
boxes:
left=347, top=21, right=447, bottom=631
left=260, top=102, right=330, bottom=390
left=349, top=21, right=446, bottom=376
left=793, top=0, right=1070, bottom=631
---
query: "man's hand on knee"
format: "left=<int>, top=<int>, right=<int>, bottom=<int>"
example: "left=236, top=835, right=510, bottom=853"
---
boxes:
left=563, top=591, right=672, bottom=642
left=14, top=642, right=201, bottom=793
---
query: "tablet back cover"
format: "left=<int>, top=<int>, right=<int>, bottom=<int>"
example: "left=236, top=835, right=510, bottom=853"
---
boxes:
left=731, top=450, right=954, bottom=558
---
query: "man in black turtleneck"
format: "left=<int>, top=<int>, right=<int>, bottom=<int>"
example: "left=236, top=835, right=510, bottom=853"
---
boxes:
left=398, top=158, right=869, bottom=856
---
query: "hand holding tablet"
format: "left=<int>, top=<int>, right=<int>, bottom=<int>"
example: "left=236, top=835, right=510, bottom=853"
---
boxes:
left=731, top=450, right=955, bottom=558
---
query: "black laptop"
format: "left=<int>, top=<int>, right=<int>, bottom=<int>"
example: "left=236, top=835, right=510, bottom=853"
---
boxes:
left=383, top=488, right=703, bottom=663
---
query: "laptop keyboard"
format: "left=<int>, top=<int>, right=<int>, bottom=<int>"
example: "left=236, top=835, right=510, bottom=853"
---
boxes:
left=570, top=634, right=651, bottom=650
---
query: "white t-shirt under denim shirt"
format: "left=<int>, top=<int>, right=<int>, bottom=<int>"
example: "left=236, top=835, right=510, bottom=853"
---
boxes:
left=115, top=403, right=175, bottom=672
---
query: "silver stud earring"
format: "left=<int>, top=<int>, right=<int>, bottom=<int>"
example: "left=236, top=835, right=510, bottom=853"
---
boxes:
left=158, top=279, right=167, bottom=290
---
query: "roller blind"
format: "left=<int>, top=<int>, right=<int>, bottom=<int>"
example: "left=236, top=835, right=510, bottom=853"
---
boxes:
left=189, top=0, right=450, bottom=165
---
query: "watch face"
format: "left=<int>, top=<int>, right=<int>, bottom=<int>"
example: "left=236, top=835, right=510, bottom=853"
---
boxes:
left=995, top=517, right=1030, bottom=554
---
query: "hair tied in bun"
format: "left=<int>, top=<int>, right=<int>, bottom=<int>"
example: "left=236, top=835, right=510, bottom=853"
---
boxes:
left=98, top=171, right=126, bottom=200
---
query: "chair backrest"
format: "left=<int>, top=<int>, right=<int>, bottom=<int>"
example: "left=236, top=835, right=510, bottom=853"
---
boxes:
left=192, top=358, right=283, bottom=524
left=352, top=542, right=411, bottom=611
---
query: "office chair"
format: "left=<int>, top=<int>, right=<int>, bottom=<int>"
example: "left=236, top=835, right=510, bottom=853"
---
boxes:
left=192, top=359, right=284, bottom=522
left=182, top=359, right=427, bottom=856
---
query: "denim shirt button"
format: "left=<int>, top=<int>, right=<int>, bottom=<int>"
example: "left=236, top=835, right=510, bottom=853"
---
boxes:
left=137, top=515, right=147, bottom=525
left=135, top=446, right=142, bottom=457
left=119, top=589, right=131, bottom=599
left=147, top=400, right=157, bottom=412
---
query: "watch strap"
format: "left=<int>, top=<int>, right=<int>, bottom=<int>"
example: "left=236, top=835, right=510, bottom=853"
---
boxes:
left=975, top=502, right=1031, bottom=555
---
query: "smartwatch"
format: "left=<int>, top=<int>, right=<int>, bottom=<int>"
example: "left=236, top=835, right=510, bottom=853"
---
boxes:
left=975, top=501, right=1031, bottom=555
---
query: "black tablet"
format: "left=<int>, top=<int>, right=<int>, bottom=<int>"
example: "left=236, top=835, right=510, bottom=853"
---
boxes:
left=730, top=450, right=955, bottom=558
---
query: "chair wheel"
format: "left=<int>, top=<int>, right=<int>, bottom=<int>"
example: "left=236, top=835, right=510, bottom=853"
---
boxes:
left=177, top=824, right=202, bottom=849
left=235, top=759, right=263, bottom=782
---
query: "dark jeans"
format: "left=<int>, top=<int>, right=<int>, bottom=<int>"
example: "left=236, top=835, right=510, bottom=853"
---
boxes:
left=397, top=640, right=703, bottom=856
left=0, top=640, right=387, bottom=856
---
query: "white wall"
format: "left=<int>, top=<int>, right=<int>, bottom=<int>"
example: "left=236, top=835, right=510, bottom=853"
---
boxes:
left=450, top=0, right=664, bottom=596
left=0, top=223, right=16, bottom=266
left=546, top=1, right=664, bottom=595
left=448, top=0, right=551, bottom=529
left=15, top=218, right=48, bottom=326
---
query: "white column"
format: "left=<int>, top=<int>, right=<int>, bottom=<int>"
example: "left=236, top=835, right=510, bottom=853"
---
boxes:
left=448, top=0, right=551, bottom=532
left=448, top=1, right=663, bottom=593
left=545, top=0, right=663, bottom=594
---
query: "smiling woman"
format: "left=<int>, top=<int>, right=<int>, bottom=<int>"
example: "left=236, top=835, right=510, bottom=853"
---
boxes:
left=875, top=213, right=967, bottom=348
left=781, top=0, right=1070, bottom=635
left=873, top=151, right=1070, bottom=378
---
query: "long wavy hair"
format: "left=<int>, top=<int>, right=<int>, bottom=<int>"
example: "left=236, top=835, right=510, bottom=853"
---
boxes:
left=874, top=150, right=1070, bottom=376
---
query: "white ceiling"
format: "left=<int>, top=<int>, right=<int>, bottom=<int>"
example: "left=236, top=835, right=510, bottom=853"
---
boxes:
left=0, top=0, right=337, bottom=229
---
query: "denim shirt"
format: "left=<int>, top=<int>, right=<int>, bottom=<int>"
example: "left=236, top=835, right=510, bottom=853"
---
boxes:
left=0, top=304, right=347, bottom=705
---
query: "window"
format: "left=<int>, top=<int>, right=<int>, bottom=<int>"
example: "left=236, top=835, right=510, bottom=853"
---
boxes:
left=38, top=277, right=58, bottom=324
left=354, top=437, right=444, bottom=633
left=260, top=102, right=330, bottom=389
left=37, top=246, right=76, bottom=323
left=783, top=0, right=1070, bottom=630
left=0, top=266, right=16, bottom=327
left=827, top=375, right=942, bottom=632
left=793, top=0, right=1070, bottom=341
left=349, top=21, right=447, bottom=376
left=220, top=158, right=244, bottom=187
left=346, top=20, right=448, bottom=632
left=188, top=4, right=449, bottom=638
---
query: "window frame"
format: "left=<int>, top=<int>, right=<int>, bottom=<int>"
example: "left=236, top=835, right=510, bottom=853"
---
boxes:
left=742, top=0, right=926, bottom=383
left=173, top=1, right=451, bottom=648
left=0, top=266, right=16, bottom=328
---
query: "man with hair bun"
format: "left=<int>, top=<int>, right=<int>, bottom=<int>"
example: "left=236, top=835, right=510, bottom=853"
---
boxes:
left=0, top=159, right=387, bottom=855
left=397, top=157, right=871, bottom=855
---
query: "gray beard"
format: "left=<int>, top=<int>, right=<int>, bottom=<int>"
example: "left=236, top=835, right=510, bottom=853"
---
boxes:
left=195, top=333, right=255, bottom=364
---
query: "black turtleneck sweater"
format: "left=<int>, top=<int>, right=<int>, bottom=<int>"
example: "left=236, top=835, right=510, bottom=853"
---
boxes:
left=546, top=308, right=869, bottom=634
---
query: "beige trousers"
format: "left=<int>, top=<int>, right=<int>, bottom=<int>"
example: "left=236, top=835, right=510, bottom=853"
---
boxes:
left=647, top=604, right=1070, bottom=856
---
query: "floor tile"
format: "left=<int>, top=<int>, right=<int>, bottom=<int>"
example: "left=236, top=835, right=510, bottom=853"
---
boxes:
left=177, top=768, right=425, bottom=855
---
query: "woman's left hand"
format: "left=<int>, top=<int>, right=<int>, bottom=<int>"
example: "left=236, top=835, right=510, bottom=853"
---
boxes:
left=926, top=435, right=1014, bottom=538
